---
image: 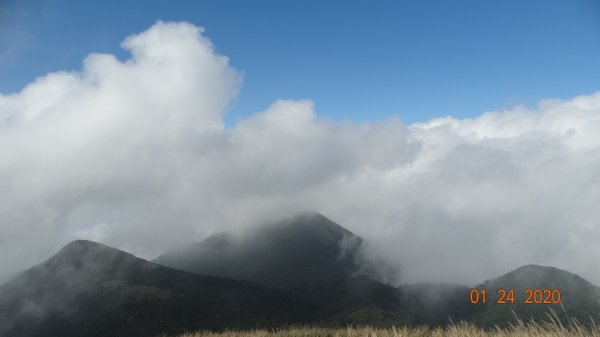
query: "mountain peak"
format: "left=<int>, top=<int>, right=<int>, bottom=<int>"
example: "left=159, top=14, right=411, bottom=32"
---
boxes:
left=28, top=239, right=160, bottom=285
left=49, top=239, right=138, bottom=267
left=476, top=264, right=600, bottom=328
left=512, top=264, right=559, bottom=272
left=498, top=264, right=591, bottom=284
left=276, top=211, right=359, bottom=243
left=55, top=239, right=113, bottom=255
left=287, top=210, right=341, bottom=224
left=290, top=211, right=330, bottom=221
left=155, top=212, right=363, bottom=290
left=482, top=264, right=600, bottom=296
left=0, top=241, right=317, bottom=337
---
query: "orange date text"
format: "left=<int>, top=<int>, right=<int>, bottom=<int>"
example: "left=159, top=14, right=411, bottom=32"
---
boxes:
left=469, top=289, right=561, bottom=304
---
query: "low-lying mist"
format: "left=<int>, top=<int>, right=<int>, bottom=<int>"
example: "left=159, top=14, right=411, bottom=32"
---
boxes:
left=1, top=21, right=600, bottom=287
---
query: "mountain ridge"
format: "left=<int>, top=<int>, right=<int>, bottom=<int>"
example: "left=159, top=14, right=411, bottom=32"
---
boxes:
left=2, top=213, right=599, bottom=336
left=0, top=239, right=317, bottom=337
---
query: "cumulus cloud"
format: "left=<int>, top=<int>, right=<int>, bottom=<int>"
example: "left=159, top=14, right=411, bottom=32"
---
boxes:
left=1, top=21, right=599, bottom=286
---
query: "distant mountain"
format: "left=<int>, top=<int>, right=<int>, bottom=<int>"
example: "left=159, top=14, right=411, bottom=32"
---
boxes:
left=0, top=240, right=316, bottom=337
left=154, top=212, right=476, bottom=325
left=154, top=213, right=600, bottom=328
left=155, top=212, right=364, bottom=291
left=472, top=265, right=600, bottom=327
left=3, top=214, right=600, bottom=336
left=154, top=212, right=414, bottom=323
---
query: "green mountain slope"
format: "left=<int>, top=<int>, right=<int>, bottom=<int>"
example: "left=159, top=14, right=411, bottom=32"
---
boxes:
left=0, top=240, right=316, bottom=337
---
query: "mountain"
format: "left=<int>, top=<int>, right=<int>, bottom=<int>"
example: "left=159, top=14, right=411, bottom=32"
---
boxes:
left=154, top=212, right=476, bottom=325
left=0, top=240, right=316, bottom=337
left=3, top=214, right=600, bottom=336
left=472, top=265, right=600, bottom=327
left=154, top=213, right=600, bottom=327
left=154, top=212, right=409, bottom=318
left=155, top=212, right=364, bottom=291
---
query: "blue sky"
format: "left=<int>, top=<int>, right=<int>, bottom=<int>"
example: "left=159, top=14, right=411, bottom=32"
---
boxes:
left=1, top=0, right=599, bottom=124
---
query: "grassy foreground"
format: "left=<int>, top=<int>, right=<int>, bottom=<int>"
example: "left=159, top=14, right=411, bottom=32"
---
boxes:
left=174, top=314, right=600, bottom=337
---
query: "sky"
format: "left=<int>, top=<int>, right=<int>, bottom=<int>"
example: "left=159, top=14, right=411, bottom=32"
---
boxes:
left=1, top=0, right=600, bottom=124
left=0, top=1, right=600, bottom=286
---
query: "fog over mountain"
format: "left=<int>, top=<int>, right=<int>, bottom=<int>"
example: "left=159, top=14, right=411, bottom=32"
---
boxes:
left=3, top=217, right=598, bottom=336
left=1, top=21, right=599, bottom=286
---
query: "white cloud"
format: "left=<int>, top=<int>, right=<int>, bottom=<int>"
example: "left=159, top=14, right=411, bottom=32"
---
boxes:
left=1, top=21, right=600, bottom=286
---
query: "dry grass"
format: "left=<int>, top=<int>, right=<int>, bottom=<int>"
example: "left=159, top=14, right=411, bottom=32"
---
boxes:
left=174, top=311, right=600, bottom=337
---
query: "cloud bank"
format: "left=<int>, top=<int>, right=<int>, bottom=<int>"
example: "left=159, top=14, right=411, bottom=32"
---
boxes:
left=1, top=21, right=599, bottom=286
